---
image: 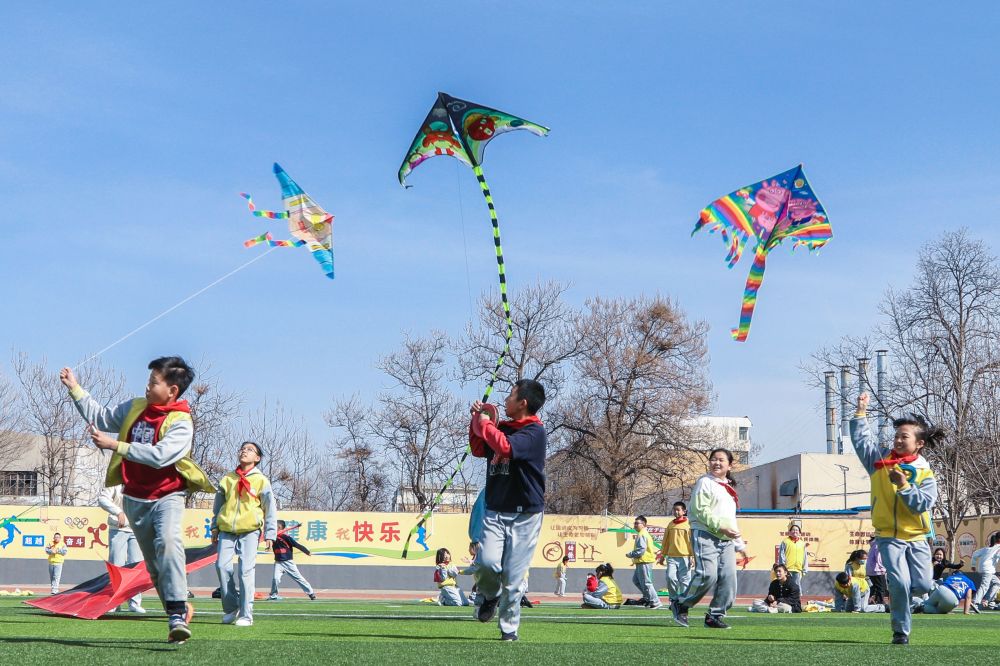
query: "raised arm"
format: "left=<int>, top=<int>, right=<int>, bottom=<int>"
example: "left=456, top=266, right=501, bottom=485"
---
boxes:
left=850, top=393, right=883, bottom=474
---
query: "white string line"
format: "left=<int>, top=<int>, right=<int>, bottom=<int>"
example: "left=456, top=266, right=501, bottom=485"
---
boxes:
left=73, top=247, right=277, bottom=370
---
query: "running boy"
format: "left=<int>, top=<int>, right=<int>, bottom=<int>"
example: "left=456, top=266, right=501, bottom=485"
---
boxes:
left=626, top=515, right=661, bottom=608
left=852, top=392, right=940, bottom=645
left=211, top=441, right=277, bottom=626
left=657, top=501, right=693, bottom=603
left=61, top=358, right=214, bottom=644
left=45, top=532, right=67, bottom=594
left=469, top=379, right=547, bottom=642
left=269, top=520, right=316, bottom=601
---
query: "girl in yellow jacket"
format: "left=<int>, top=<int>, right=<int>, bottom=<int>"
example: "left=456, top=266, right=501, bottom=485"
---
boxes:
left=582, top=563, right=622, bottom=609
left=852, top=393, right=941, bottom=645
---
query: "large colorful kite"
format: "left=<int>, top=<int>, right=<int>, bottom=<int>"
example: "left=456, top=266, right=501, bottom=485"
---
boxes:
left=397, top=92, right=548, bottom=556
left=241, top=163, right=335, bottom=279
left=693, top=164, right=832, bottom=342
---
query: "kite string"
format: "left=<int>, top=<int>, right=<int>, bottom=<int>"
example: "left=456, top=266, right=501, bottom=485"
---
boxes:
left=73, top=247, right=277, bottom=370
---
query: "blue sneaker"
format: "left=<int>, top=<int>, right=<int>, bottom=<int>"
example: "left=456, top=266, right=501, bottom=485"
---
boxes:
left=670, top=599, right=689, bottom=627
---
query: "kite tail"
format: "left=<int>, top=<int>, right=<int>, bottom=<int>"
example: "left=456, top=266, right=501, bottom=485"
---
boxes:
left=402, top=165, right=514, bottom=559
left=240, top=193, right=289, bottom=219
left=731, top=245, right=767, bottom=342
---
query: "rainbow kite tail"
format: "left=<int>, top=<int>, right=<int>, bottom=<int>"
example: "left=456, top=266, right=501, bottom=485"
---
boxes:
left=240, top=192, right=289, bottom=219
left=731, top=245, right=768, bottom=342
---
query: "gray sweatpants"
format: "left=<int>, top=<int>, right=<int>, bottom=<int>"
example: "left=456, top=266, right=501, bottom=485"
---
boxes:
left=679, top=529, right=736, bottom=618
left=666, top=557, right=692, bottom=600
left=582, top=592, right=610, bottom=608
left=834, top=582, right=885, bottom=612
left=271, top=560, right=313, bottom=596
left=217, top=530, right=260, bottom=620
left=438, top=585, right=469, bottom=606
left=48, top=563, right=62, bottom=594
left=923, top=584, right=959, bottom=614
left=476, top=510, right=543, bottom=636
left=109, top=528, right=143, bottom=607
left=554, top=575, right=566, bottom=596
left=877, top=537, right=932, bottom=636
left=124, top=493, right=187, bottom=608
left=633, top=562, right=658, bottom=604
left=972, top=572, right=999, bottom=605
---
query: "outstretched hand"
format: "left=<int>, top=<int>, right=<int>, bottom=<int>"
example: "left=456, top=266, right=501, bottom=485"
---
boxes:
left=59, top=367, right=79, bottom=390
left=857, top=392, right=870, bottom=412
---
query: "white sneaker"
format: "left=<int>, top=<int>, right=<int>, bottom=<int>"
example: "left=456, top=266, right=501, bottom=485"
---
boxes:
left=234, top=616, right=253, bottom=627
left=128, top=602, right=146, bottom=614
left=222, top=611, right=239, bottom=624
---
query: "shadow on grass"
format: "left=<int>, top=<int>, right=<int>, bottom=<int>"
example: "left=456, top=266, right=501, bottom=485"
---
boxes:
left=283, top=632, right=479, bottom=641
left=0, top=637, right=175, bottom=652
left=684, top=635, right=868, bottom=645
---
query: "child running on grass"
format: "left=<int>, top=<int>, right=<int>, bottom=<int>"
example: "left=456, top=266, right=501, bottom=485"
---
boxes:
left=469, top=378, right=548, bottom=642
left=581, top=563, right=622, bottom=609
left=852, top=392, right=940, bottom=645
left=434, top=548, right=471, bottom=606
left=269, top=520, right=316, bottom=601
left=61, top=358, right=214, bottom=644
left=626, top=515, right=661, bottom=608
left=670, top=448, right=747, bottom=629
left=212, top=441, right=277, bottom=627
left=657, top=501, right=693, bottom=604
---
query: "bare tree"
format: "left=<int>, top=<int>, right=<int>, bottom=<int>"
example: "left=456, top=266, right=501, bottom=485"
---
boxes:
left=369, top=333, right=466, bottom=509
left=550, top=296, right=712, bottom=513
left=12, top=353, right=125, bottom=505
left=324, top=396, right=390, bottom=511
left=456, top=280, right=584, bottom=402
left=185, top=376, right=243, bottom=507
left=0, top=368, right=25, bottom=473
left=243, top=399, right=321, bottom=510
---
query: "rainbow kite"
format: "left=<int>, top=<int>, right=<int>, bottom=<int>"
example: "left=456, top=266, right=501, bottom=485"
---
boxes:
left=398, top=92, right=548, bottom=556
left=241, top=163, right=335, bottom=279
left=693, top=164, right=832, bottom=341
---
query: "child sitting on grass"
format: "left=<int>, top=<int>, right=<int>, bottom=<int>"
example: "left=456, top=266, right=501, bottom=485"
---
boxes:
left=434, top=548, right=471, bottom=606
left=581, top=563, right=622, bottom=609
left=833, top=571, right=885, bottom=613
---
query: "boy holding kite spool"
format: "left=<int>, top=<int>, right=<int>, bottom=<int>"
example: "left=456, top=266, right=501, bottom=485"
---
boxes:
left=61, top=358, right=214, bottom=644
left=469, top=379, right=547, bottom=641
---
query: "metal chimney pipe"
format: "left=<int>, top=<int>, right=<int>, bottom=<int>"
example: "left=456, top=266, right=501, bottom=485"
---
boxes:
left=876, top=349, right=888, bottom=445
left=824, top=371, right=837, bottom=455
left=839, top=366, right=851, bottom=455
left=858, top=357, right=870, bottom=396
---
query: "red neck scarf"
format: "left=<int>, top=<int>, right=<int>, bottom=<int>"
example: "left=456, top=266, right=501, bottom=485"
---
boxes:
left=235, top=466, right=258, bottom=499
left=672, top=517, right=688, bottom=524
left=711, top=475, right=740, bottom=509
left=143, top=400, right=190, bottom=417
left=499, top=415, right=542, bottom=429
left=873, top=452, right=919, bottom=469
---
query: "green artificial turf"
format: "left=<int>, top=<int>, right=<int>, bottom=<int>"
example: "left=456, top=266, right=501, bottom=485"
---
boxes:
left=0, top=597, right=997, bottom=665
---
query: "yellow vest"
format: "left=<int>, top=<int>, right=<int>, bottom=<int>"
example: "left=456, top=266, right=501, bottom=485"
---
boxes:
left=663, top=521, right=692, bottom=558
left=46, top=544, right=66, bottom=564
left=869, top=459, right=934, bottom=541
left=632, top=527, right=658, bottom=564
left=782, top=538, right=807, bottom=572
left=601, top=576, right=623, bottom=605
left=215, top=470, right=270, bottom=534
left=836, top=575, right=869, bottom=595
left=105, top=399, right=214, bottom=495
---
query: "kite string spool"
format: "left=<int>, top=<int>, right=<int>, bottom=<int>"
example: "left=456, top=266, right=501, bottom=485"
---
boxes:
left=72, top=247, right=277, bottom=370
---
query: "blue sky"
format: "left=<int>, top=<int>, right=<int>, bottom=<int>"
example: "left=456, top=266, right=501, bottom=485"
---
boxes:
left=2, top=2, right=998, bottom=464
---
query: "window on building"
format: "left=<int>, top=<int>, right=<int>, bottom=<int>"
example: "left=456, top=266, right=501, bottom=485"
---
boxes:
left=736, top=451, right=749, bottom=465
left=738, top=427, right=749, bottom=441
left=0, top=471, right=38, bottom=497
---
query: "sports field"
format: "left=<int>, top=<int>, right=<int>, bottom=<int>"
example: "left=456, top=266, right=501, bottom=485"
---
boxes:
left=0, top=597, right=997, bottom=665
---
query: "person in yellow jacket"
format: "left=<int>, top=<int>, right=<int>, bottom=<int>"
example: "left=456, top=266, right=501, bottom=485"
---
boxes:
left=777, top=524, right=809, bottom=587
left=212, top=441, right=277, bottom=627
left=582, top=563, right=623, bottom=609
left=45, top=532, right=68, bottom=594
left=657, top=501, right=694, bottom=603
left=626, top=515, right=661, bottom=608
left=61, top=358, right=213, bottom=645
left=852, top=392, right=940, bottom=645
